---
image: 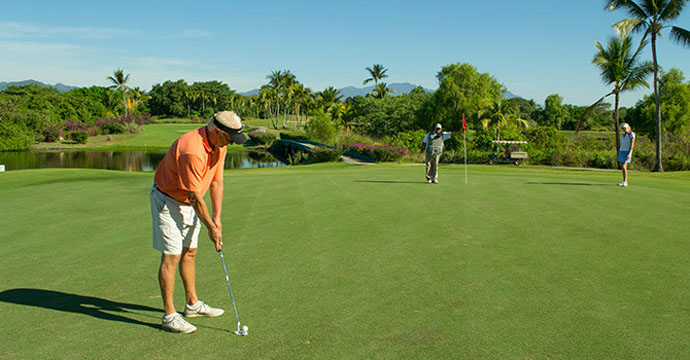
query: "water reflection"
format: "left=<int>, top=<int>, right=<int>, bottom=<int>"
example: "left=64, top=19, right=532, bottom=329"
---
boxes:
left=0, top=150, right=284, bottom=172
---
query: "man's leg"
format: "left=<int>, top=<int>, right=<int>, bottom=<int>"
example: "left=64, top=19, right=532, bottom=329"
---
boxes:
left=159, top=253, right=182, bottom=316
left=432, top=155, right=440, bottom=181
left=425, top=153, right=432, bottom=181
left=179, top=247, right=199, bottom=306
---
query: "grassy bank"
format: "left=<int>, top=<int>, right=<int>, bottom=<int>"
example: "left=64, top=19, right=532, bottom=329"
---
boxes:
left=31, top=123, right=245, bottom=151
left=1, top=165, right=689, bottom=359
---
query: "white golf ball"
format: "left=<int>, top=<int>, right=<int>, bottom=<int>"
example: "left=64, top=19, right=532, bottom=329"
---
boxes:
left=243, top=325, right=249, bottom=332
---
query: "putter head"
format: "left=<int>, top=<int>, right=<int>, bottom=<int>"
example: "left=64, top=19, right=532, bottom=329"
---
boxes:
left=234, top=325, right=248, bottom=336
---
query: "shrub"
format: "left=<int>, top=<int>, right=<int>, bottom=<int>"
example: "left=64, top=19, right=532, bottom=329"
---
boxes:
left=526, top=126, right=566, bottom=151
left=305, top=148, right=343, bottom=164
left=587, top=150, right=617, bottom=169
left=279, top=130, right=309, bottom=141
left=122, top=121, right=143, bottom=134
left=248, top=131, right=276, bottom=146
left=384, top=129, right=427, bottom=153
left=336, top=131, right=377, bottom=148
left=70, top=130, right=88, bottom=144
left=345, top=143, right=407, bottom=162
left=305, top=110, right=337, bottom=143
left=95, top=118, right=125, bottom=134
left=472, top=131, right=494, bottom=151
left=42, top=123, right=63, bottom=142
left=0, top=121, right=35, bottom=150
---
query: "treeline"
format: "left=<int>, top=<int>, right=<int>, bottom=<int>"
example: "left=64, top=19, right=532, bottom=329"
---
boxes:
left=1, top=63, right=689, bottom=171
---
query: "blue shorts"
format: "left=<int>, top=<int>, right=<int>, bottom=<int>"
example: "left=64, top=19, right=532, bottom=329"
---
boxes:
left=617, top=150, right=631, bottom=163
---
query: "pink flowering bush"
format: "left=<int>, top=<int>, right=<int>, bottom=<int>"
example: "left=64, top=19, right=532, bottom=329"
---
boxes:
left=344, top=143, right=407, bottom=162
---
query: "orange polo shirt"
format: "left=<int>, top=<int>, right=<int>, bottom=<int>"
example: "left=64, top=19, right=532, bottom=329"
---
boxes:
left=154, top=127, right=226, bottom=204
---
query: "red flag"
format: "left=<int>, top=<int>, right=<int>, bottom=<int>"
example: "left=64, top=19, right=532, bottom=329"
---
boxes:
left=462, top=113, right=467, bottom=133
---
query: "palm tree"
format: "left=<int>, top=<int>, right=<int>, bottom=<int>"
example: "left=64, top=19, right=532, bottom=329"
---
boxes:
left=184, top=90, right=199, bottom=119
left=126, top=87, right=148, bottom=114
left=259, top=85, right=278, bottom=128
left=363, top=64, right=389, bottom=86
left=371, top=82, right=394, bottom=99
left=479, top=99, right=529, bottom=149
left=578, top=34, right=653, bottom=156
left=318, top=86, right=342, bottom=112
left=289, top=83, right=310, bottom=126
left=107, top=69, right=130, bottom=116
left=606, top=0, right=690, bottom=171
left=266, top=70, right=286, bottom=128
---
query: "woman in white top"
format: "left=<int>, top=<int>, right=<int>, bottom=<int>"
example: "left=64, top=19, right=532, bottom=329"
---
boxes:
left=617, top=123, right=635, bottom=187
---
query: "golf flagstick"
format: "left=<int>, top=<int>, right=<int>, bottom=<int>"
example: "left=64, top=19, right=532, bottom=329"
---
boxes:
left=462, top=113, right=468, bottom=184
left=463, top=132, right=468, bottom=184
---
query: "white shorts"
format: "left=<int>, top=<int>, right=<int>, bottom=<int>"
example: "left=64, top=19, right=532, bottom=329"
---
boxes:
left=150, top=185, right=201, bottom=255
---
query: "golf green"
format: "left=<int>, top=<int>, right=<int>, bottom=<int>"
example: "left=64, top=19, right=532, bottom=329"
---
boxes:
left=1, top=165, right=688, bottom=359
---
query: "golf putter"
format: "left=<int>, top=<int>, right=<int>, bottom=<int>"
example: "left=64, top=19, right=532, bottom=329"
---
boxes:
left=218, top=249, right=248, bottom=336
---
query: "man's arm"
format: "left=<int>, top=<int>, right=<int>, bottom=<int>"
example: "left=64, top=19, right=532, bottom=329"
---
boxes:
left=188, top=189, right=222, bottom=251
left=209, top=180, right=223, bottom=232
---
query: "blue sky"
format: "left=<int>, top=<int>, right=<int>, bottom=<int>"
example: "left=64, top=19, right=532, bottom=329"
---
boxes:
left=1, top=1, right=689, bottom=107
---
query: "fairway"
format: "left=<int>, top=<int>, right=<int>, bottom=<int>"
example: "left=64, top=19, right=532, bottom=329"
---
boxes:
left=1, top=165, right=689, bottom=359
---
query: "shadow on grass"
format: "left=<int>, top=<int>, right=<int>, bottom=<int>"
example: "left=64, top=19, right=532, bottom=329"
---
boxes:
left=0, top=288, right=236, bottom=333
left=526, top=182, right=614, bottom=186
left=0, top=288, right=161, bottom=330
left=353, top=180, right=426, bottom=184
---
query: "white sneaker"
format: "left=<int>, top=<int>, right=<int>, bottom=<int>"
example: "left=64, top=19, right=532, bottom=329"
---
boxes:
left=183, top=301, right=225, bottom=318
left=432, top=180, right=438, bottom=184
left=618, top=182, right=628, bottom=187
left=427, top=179, right=432, bottom=183
left=161, top=313, right=197, bottom=334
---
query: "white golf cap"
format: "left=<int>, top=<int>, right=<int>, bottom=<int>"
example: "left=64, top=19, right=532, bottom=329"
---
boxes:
left=434, top=123, right=442, bottom=129
left=212, top=111, right=247, bottom=144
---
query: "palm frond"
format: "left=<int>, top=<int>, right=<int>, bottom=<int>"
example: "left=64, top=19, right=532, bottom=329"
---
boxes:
left=607, top=0, right=650, bottom=18
left=576, top=93, right=613, bottom=133
left=613, top=18, right=646, bottom=37
left=660, top=0, right=687, bottom=19
left=670, top=26, right=690, bottom=46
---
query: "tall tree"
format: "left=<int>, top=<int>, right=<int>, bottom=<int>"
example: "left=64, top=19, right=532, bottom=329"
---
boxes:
left=479, top=99, right=529, bottom=147
left=606, top=0, right=690, bottom=171
left=266, top=70, right=286, bottom=128
left=371, top=82, right=394, bottom=98
left=318, top=86, right=342, bottom=112
left=421, top=63, right=504, bottom=131
left=578, top=34, right=653, bottom=155
left=107, top=68, right=130, bottom=116
left=363, top=64, right=389, bottom=86
left=281, top=71, right=297, bottom=128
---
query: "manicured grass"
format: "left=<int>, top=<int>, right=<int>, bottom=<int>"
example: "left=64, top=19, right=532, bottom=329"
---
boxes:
left=1, top=165, right=689, bottom=359
left=31, top=123, right=245, bottom=151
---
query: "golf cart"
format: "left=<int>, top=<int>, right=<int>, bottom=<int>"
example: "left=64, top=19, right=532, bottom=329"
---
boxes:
left=487, top=140, right=528, bottom=166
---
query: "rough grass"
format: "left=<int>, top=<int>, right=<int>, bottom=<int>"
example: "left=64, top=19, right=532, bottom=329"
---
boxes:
left=0, top=165, right=688, bottom=359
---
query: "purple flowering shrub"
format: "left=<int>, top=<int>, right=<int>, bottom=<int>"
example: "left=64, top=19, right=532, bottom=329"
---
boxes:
left=344, top=143, right=407, bottom=162
left=40, top=113, right=154, bottom=142
left=306, top=147, right=343, bottom=164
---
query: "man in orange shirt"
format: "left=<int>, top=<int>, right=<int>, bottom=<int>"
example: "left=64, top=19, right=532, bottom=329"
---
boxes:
left=150, top=111, right=246, bottom=333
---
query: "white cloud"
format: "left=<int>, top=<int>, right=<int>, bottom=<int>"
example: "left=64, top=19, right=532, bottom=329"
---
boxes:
left=0, top=21, right=139, bottom=40
left=178, top=30, right=212, bottom=39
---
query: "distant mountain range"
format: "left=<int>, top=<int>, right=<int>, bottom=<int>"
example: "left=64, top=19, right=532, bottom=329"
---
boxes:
left=1, top=79, right=522, bottom=100
left=0, top=80, right=79, bottom=93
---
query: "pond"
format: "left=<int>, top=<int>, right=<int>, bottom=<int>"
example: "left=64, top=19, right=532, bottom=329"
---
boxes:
left=0, top=150, right=284, bottom=172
